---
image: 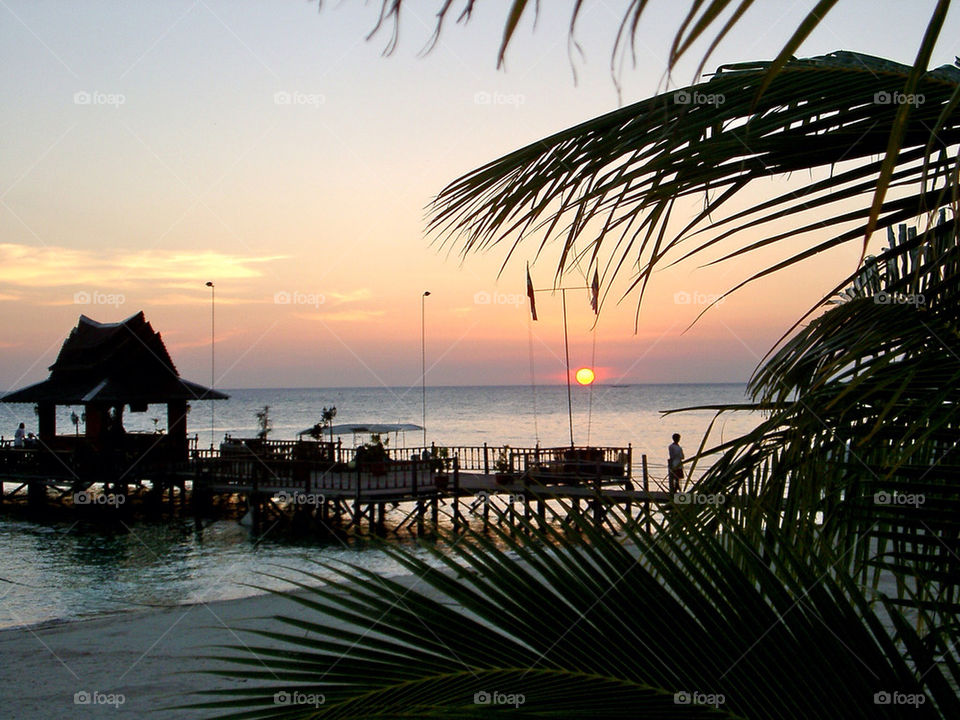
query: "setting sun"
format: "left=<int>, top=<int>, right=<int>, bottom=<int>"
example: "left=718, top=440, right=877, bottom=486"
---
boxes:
left=575, top=367, right=596, bottom=385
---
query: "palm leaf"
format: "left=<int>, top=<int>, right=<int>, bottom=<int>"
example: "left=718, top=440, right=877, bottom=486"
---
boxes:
left=191, top=504, right=957, bottom=718
left=670, top=216, right=960, bottom=641
left=428, top=51, right=959, bottom=321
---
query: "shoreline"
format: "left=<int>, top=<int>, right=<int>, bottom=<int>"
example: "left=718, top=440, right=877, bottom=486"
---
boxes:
left=0, top=584, right=333, bottom=718
left=0, top=594, right=286, bottom=720
left=0, top=569, right=459, bottom=719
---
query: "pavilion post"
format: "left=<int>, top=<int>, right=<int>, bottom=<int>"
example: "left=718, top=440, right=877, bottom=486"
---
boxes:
left=168, top=400, right=189, bottom=462
left=37, top=402, right=56, bottom=442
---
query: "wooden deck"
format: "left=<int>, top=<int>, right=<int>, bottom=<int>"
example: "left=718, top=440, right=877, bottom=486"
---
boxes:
left=1, top=438, right=677, bottom=535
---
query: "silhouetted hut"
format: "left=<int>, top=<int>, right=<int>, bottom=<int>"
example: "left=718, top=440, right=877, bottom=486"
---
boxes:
left=1, top=312, right=226, bottom=463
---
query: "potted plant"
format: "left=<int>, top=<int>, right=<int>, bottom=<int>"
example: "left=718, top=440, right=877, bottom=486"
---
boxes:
left=302, top=405, right=337, bottom=461
left=433, top=446, right=451, bottom=491
left=255, top=406, right=272, bottom=440
left=355, top=433, right=389, bottom=476
left=494, top=446, right=512, bottom=485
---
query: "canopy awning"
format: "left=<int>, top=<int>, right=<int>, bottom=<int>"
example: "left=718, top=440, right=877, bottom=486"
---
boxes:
left=299, top=422, right=423, bottom=437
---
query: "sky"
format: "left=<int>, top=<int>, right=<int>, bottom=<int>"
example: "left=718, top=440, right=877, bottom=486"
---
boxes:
left=1, top=0, right=958, bottom=390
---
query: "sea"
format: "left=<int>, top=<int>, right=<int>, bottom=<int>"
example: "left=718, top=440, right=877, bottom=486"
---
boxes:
left=0, top=383, right=757, bottom=629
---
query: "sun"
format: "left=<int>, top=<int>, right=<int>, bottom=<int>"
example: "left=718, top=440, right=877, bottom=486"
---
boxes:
left=575, top=367, right=595, bottom=386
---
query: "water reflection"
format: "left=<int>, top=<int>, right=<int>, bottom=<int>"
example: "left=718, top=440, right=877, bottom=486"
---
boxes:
left=0, top=515, right=431, bottom=628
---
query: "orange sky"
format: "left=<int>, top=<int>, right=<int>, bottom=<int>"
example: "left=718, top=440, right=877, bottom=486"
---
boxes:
left=1, top=1, right=956, bottom=389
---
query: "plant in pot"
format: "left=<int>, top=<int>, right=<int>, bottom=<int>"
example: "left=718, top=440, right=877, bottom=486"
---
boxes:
left=494, top=445, right=512, bottom=485
left=306, top=406, right=337, bottom=443
left=354, top=433, right=389, bottom=476
left=245, top=405, right=272, bottom=455
left=434, top=446, right=450, bottom=491
left=305, top=405, right=337, bottom=461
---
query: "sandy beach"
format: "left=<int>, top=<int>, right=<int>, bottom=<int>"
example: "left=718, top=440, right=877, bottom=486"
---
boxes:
left=0, top=566, right=467, bottom=720
left=0, top=591, right=299, bottom=718
left=0, top=573, right=456, bottom=720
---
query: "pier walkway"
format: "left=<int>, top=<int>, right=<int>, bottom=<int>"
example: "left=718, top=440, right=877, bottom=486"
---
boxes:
left=1, top=437, right=678, bottom=535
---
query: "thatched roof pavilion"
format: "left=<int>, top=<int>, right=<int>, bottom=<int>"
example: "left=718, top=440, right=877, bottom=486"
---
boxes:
left=2, top=312, right=226, bottom=461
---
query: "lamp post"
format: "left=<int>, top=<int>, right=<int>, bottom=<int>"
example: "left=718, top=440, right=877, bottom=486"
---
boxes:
left=205, top=281, right=215, bottom=448
left=421, top=291, right=430, bottom=447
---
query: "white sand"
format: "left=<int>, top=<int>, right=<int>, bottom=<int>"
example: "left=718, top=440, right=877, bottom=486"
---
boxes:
left=0, top=568, right=466, bottom=720
left=0, top=547, right=908, bottom=719
left=0, top=576, right=451, bottom=720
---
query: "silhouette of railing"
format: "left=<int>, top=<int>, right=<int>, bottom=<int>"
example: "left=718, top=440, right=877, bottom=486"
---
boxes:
left=196, top=454, right=436, bottom=496
left=195, top=440, right=632, bottom=482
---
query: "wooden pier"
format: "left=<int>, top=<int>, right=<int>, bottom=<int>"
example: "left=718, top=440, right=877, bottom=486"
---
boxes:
left=0, top=312, right=680, bottom=538
left=0, top=437, right=677, bottom=536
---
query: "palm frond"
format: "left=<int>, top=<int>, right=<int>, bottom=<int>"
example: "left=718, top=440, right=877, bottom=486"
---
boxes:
left=192, top=506, right=957, bottom=718
left=673, top=216, right=960, bottom=640
left=428, top=51, right=960, bottom=320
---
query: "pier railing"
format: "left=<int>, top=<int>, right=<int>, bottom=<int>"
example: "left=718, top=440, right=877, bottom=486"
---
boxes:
left=376, top=443, right=632, bottom=479
left=514, top=446, right=631, bottom=481
left=215, top=436, right=339, bottom=462
left=309, top=460, right=438, bottom=494
left=0, top=432, right=204, bottom=484
left=193, top=439, right=633, bottom=481
left=196, top=454, right=438, bottom=496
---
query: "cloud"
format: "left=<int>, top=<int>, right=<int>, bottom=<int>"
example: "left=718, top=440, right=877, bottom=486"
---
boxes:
left=325, top=288, right=372, bottom=305
left=164, top=328, right=248, bottom=351
left=298, top=310, right=385, bottom=323
left=141, top=293, right=258, bottom=307
left=0, top=243, right=286, bottom=288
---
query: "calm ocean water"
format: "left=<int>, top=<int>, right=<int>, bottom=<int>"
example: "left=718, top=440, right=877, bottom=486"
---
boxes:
left=0, top=383, right=755, bottom=628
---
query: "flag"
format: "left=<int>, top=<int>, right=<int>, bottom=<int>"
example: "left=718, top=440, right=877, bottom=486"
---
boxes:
left=590, top=269, right=599, bottom=314
left=526, top=264, right=537, bottom=321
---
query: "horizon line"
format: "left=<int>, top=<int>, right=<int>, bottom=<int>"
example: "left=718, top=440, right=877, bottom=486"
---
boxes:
left=211, top=381, right=748, bottom=391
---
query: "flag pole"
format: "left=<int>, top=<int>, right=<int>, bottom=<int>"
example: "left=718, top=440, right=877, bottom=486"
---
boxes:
left=527, top=266, right=593, bottom=449
left=562, top=288, right=574, bottom=448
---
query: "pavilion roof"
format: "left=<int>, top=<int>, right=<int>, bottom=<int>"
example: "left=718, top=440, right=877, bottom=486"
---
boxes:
left=1, top=312, right=228, bottom=405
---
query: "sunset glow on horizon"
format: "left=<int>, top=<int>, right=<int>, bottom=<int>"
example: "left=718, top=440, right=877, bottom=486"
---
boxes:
left=2, top=1, right=955, bottom=391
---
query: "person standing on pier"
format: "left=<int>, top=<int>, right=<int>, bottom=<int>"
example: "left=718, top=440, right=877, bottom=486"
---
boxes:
left=668, top=433, right=684, bottom=494
left=14, top=422, right=26, bottom=448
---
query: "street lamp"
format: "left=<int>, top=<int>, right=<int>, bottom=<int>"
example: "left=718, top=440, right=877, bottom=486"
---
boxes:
left=205, top=281, right=215, bottom=448
left=421, top=291, right=430, bottom=447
